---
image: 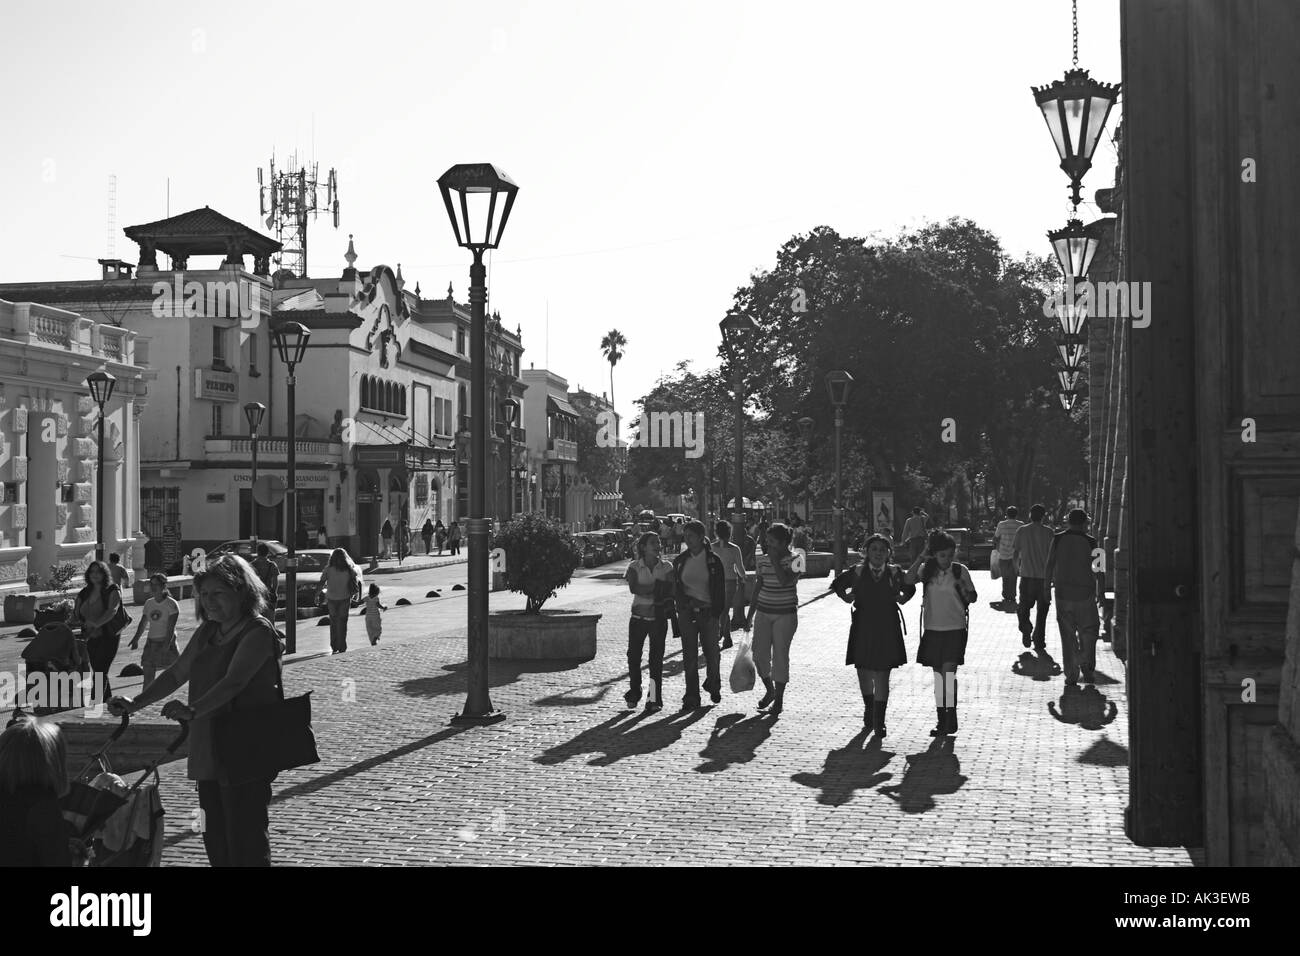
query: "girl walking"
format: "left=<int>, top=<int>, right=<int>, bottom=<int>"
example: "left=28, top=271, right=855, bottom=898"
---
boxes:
left=434, top=520, right=448, bottom=555
left=623, top=531, right=675, bottom=712
left=906, top=530, right=978, bottom=737
left=832, top=534, right=915, bottom=737
left=316, top=549, right=363, bottom=654
left=364, top=583, right=386, bottom=646
left=448, top=521, right=462, bottom=556
left=744, top=523, right=801, bottom=716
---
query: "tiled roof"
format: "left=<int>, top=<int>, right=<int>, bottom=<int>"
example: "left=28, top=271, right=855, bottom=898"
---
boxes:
left=124, top=207, right=280, bottom=253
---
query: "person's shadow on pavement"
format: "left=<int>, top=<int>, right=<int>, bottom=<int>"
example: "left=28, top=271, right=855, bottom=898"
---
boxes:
left=790, top=730, right=895, bottom=806
left=1048, top=684, right=1118, bottom=730
left=695, top=712, right=776, bottom=774
left=877, top=737, right=967, bottom=814
left=1011, top=650, right=1062, bottom=682
left=535, top=707, right=710, bottom=767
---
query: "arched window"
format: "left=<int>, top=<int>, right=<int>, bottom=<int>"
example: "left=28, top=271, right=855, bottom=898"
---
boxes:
left=399, top=386, right=406, bottom=416
left=385, top=382, right=394, bottom=412
left=360, top=375, right=369, bottom=408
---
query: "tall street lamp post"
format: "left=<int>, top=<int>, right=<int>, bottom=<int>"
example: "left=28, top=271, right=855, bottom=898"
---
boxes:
left=825, top=370, right=853, bottom=575
left=244, top=402, right=266, bottom=546
left=438, top=162, right=518, bottom=725
left=719, top=311, right=758, bottom=545
left=272, top=321, right=311, bottom=654
left=797, top=416, right=814, bottom=524
left=499, top=398, right=520, bottom=520
left=86, top=370, right=117, bottom=563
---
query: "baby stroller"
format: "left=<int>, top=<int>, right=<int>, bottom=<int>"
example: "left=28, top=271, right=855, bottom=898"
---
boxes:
left=61, top=713, right=189, bottom=867
left=19, top=621, right=90, bottom=714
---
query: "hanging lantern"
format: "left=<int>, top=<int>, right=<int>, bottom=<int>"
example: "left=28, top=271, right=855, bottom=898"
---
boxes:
left=1048, top=218, right=1105, bottom=279
left=1058, top=294, right=1088, bottom=338
left=1057, top=367, right=1081, bottom=393
left=1056, top=340, right=1086, bottom=368
left=1059, top=392, right=1078, bottom=411
left=1031, top=1, right=1120, bottom=207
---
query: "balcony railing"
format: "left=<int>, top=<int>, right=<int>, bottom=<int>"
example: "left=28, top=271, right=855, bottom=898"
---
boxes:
left=547, top=438, right=578, bottom=461
left=204, top=436, right=345, bottom=458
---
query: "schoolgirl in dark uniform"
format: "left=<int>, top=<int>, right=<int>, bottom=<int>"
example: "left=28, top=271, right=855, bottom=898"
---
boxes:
left=832, top=533, right=916, bottom=737
left=905, top=530, right=978, bottom=737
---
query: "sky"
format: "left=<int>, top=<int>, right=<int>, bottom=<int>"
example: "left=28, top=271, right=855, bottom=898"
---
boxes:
left=0, top=0, right=1121, bottom=425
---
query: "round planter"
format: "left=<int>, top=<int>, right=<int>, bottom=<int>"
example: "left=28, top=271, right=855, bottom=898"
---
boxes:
left=488, top=609, right=601, bottom=661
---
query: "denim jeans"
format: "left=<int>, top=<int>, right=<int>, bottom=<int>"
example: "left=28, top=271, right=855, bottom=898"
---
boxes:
left=627, top=615, right=667, bottom=703
left=1056, top=596, right=1100, bottom=680
left=198, top=777, right=273, bottom=867
left=999, top=557, right=1018, bottom=603
left=752, top=609, right=798, bottom=683
left=677, top=605, right=721, bottom=700
left=327, top=599, right=351, bottom=652
left=1018, top=577, right=1051, bottom=646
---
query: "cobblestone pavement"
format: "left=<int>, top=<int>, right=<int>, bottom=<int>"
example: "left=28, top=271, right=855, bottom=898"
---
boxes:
left=150, top=570, right=1202, bottom=866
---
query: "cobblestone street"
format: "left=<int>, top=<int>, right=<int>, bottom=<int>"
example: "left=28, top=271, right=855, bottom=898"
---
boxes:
left=145, top=570, right=1200, bottom=866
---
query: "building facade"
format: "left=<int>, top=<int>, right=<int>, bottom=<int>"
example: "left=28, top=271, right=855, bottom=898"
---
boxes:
left=520, top=367, right=580, bottom=525
left=0, top=297, right=152, bottom=594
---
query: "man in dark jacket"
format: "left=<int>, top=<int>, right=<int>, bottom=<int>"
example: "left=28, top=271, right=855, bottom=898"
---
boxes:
left=1044, top=508, right=1100, bottom=686
left=673, top=520, right=727, bottom=709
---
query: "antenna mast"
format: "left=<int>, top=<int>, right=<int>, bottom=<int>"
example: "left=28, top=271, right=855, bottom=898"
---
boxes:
left=257, top=151, right=340, bottom=279
left=106, top=173, right=117, bottom=258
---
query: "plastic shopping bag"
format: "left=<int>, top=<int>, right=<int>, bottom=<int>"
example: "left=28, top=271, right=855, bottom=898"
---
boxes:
left=990, top=556, right=1002, bottom=580
left=729, top=639, right=756, bottom=693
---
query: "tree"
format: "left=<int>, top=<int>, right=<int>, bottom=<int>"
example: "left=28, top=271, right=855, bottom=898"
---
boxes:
left=600, top=329, right=626, bottom=436
left=495, top=512, right=581, bottom=614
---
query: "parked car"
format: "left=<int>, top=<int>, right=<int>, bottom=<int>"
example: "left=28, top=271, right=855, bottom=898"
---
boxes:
left=572, top=533, right=599, bottom=568
left=598, top=530, right=624, bottom=562
left=207, top=539, right=289, bottom=571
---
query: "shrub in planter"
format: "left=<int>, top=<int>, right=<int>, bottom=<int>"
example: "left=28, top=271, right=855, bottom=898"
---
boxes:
left=494, top=512, right=582, bottom=614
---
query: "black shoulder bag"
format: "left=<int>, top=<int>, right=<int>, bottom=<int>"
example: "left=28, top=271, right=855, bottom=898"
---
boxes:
left=213, top=618, right=320, bottom=785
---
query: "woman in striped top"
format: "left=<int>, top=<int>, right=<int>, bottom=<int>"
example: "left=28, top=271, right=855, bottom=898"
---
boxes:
left=744, top=523, right=801, bottom=716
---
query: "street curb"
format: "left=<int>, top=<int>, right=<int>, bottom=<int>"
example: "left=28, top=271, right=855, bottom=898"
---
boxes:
left=366, top=557, right=468, bottom=576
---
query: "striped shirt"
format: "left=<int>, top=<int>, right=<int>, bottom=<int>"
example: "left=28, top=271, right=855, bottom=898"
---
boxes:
left=754, top=552, right=799, bottom=613
left=994, top=519, right=1023, bottom=559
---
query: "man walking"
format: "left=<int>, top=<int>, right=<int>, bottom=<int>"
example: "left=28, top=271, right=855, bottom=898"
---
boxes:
left=901, top=507, right=927, bottom=563
left=993, top=506, right=1023, bottom=608
left=1013, top=504, right=1054, bottom=650
left=673, top=520, right=727, bottom=709
left=1045, top=508, right=1101, bottom=686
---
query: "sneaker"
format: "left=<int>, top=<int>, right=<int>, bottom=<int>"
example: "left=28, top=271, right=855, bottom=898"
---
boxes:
left=709, top=687, right=721, bottom=704
left=624, top=688, right=642, bottom=707
left=644, top=700, right=662, bottom=713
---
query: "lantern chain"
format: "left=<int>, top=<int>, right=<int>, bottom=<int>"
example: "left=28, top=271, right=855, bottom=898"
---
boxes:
left=1072, top=0, right=1079, bottom=67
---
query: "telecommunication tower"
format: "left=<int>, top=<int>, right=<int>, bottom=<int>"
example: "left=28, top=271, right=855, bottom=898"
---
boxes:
left=257, top=152, right=339, bottom=279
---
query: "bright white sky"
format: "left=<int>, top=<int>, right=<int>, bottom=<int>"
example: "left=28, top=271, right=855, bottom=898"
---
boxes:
left=0, top=0, right=1121, bottom=424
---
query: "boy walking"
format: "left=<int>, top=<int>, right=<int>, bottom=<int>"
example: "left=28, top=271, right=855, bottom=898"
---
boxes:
left=993, top=506, right=1023, bottom=607
left=1013, top=504, right=1054, bottom=650
left=128, top=573, right=180, bottom=689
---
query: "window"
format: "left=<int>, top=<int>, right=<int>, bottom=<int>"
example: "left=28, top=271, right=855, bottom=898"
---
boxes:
left=248, top=332, right=258, bottom=374
left=212, top=327, right=227, bottom=366
left=60, top=483, right=75, bottom=503
left=456, top=327, right=465, bottom=354
left=414, top=474, right=428, bottom=506
left=211, top=404, right=223, bottom=437
left=1, top=482, right=18, bottom=504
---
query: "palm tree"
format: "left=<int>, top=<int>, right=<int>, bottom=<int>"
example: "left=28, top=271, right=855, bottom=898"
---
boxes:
left=600, top=329, right=626, bottom=437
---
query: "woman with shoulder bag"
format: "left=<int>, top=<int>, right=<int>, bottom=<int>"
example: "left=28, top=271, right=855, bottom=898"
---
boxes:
left=905, top=530, right=978, bottom=737
left=108, top=554, right=286, bottom=867
left=317, top=548, right=363, bottom=654
left=832, top=534, right=916, bottom=737
left=73, top=560, right=128, bottom=704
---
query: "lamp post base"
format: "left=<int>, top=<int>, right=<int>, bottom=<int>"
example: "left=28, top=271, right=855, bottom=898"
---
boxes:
left=450, top=710, right=507, bottom=726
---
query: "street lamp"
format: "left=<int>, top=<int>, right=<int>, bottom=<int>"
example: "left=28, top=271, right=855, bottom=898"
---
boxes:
left=272, top=321, right=311, bottom=655
left=243, top=402, right=266, bottom=546
left=797, top=416, right=814, bottom=525
left=825, top=370, right=853, bottom=575
left=719, top=311, right=758, bottom=547
left=1030, top=2, right=1120, bottom=208
left=499, top=398, right=520, bottom=521
left=438, top=162, right=518, bottom=725
left=86, top=370, right=116, bottom=563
